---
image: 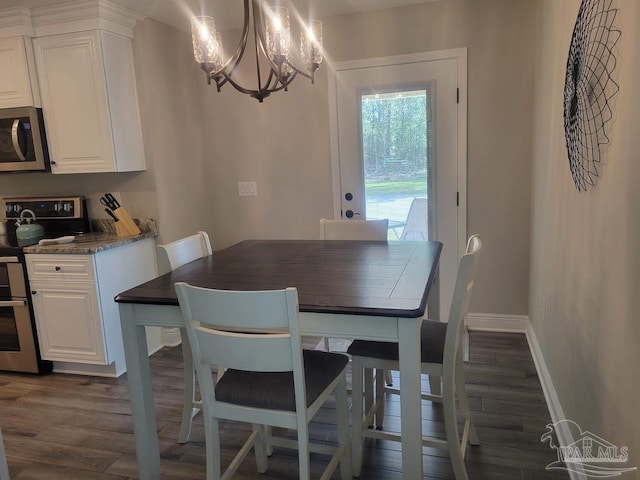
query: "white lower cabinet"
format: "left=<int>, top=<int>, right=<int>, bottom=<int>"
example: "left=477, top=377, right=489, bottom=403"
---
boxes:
left=26, top=238, right=157, bottom=376
left=29, top=282, right=106, bottom=363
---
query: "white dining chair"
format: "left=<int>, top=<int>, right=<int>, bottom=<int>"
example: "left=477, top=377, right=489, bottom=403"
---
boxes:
left=0, top=426, right=9, bottom=480
left=157, top=231, right=219, bottom=444
left=318, top=218, right=394, bottom=387
left=348, top=234, right=482, bottom=480
left=175, top=283, right=352, bottom=480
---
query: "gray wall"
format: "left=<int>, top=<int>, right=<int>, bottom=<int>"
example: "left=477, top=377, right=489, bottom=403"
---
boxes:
left=530, top=0, right=640, bottom=464
left=199, top=0, right=537, bottom=315
left=0, top=0, right=536, bottom=317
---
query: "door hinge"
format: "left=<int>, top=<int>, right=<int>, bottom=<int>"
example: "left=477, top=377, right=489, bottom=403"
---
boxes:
left=456, top=191, right=459, bottom=206
left=456, top=88, right=460, bottom=104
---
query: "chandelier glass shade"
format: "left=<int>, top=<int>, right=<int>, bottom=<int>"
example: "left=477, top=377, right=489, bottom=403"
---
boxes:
left=191, top=0, right=323, bottom=102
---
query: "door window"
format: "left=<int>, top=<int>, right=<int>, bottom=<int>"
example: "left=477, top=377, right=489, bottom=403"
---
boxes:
left=361, top=89, right=432, bottom=240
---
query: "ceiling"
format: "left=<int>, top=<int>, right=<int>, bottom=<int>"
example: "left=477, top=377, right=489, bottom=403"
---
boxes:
left=5, top=0, right=436, bottom=31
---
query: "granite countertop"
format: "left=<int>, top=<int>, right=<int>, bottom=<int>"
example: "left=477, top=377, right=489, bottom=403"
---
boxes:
left=23, top=232, right=156, bottom=254
left=22, top=219, right=157, bottom=255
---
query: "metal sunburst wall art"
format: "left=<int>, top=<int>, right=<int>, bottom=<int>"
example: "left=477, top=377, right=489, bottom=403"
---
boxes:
left=563, top=0, right=621, bottom=192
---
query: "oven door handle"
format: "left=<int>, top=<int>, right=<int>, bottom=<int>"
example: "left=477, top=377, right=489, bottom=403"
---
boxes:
left=0, top=299, right=26, bottom=307
left=0, top=257, right=20, bottom=263
left=12, top=119, right=27, bottom=161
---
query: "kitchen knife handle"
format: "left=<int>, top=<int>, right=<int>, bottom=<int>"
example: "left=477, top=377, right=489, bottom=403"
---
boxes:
left=105, top=193, right=121, bottom=209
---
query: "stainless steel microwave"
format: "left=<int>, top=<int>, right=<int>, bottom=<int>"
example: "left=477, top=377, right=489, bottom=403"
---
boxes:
left=0, top=107, right=50, bottom=173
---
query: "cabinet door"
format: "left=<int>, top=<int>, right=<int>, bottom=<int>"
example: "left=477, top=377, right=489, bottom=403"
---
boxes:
left=33, top=31, right=115, bottom=173
left=30, top=282, right=108, bottom=364
left=0, top=36, right=36, bottom=108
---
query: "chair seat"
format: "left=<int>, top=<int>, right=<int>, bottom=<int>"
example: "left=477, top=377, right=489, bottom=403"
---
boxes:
left=347, top=320, right=447, bottom=364
left=215, top=350, right=349, bottom=411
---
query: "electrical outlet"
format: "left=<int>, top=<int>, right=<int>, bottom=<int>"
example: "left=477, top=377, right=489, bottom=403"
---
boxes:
left=238, top=181, right=258, bottom=197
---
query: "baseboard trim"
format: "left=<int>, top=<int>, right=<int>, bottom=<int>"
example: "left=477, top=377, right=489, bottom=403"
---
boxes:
left=52, top=360, right=122, bottom=378
left=467, top=313, right=581, bottom=480
left=466, top=313, right=529, bottom=332
left=523, top=322, right=582, bottom=480
left=161, top=327, right=182, bottom=347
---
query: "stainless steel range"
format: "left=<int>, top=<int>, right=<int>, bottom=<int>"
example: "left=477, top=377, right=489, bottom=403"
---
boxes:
left=0, top=196, right=90, bottom=373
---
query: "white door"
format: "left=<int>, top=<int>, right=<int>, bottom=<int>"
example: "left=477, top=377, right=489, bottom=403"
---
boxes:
left=328, top=49, right=467, bottom=321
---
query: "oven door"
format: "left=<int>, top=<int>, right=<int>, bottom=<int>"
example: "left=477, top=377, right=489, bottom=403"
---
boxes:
left=0, top=257, right=42, bottom=373
left=0, top=298, right=40, bottom=373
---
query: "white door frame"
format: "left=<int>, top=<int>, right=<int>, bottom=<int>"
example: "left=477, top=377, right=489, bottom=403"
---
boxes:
left=327, top=48, right=468, bottom=307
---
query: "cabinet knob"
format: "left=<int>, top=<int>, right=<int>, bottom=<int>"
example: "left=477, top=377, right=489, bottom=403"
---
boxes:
left=55, top=266, right=61, bottom=271
left=51, top=161, right=57, bottom=166
left=31, top=291, right=37, bottom=295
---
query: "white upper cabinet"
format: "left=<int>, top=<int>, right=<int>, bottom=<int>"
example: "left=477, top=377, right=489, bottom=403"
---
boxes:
left=33, top=30, right=145, bottom=173
left=0, top=7, right=40, bottom=109
left=0, top=0, right=146, bottom=174
left=0, top=36, right=40, bottom=108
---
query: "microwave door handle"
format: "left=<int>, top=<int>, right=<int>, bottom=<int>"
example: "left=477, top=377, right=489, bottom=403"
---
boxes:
left=11, top=119, right=27, bottom=161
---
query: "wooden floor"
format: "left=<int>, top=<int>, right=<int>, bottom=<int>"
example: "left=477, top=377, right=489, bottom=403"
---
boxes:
left=0, top=331, right=569, bottom=479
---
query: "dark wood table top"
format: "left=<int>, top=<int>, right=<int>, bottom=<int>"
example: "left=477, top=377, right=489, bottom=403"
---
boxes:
left=115, top=240, right=442, bottom=318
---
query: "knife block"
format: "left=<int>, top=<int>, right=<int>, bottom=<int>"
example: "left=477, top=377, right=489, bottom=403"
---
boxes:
left=114, top=219, right=128, bottom=236
left=113, top=207, right=141, bottom=236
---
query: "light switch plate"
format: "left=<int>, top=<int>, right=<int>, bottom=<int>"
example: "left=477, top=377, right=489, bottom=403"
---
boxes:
left=238, top=181, right=258, bottom=197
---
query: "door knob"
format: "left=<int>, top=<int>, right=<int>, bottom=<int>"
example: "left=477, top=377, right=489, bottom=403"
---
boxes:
left=345, top=210, right=362, bottom=218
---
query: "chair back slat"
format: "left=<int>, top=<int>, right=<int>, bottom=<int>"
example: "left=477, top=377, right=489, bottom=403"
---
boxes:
left=175, top=283, right=302, bottom=372
left=195, top=327, right=294, bottom=372
left=181, top=286, right=296, bottom=330
left=157, top=231, right=212, bottom=271
left=320, top=218, right=389, bottom=240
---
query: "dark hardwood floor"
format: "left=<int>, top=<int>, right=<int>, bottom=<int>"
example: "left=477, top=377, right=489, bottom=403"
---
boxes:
left=0, top=331, right=569, bottom=479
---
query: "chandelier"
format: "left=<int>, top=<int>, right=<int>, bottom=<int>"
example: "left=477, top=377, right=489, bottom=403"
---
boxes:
left=191, top=0, right=323, bottom=102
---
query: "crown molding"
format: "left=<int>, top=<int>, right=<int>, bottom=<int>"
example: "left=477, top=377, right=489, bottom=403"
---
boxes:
left=0, top=7, right=34, bottom=37
left=30, top=0, right=145, bottom=38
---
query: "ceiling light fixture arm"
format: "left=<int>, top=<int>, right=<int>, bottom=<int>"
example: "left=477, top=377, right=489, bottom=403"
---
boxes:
left=192, top=0, right=323, bottom=102
left=253, top=4, right=317, bottom=85
left=205, top=0, right=251, bottom=91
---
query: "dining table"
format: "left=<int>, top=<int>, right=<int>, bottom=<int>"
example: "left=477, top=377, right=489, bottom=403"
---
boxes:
left=115, top=239, right=442, bottom=479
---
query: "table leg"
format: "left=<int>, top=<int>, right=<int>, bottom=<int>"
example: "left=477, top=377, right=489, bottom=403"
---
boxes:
left=119, top=303, right=161, bottom=480
left=398, top=316, right=424, bottom=478
left=428, top=268, right=442, bottom=395
left=428, top=267, right=440, bottom=322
